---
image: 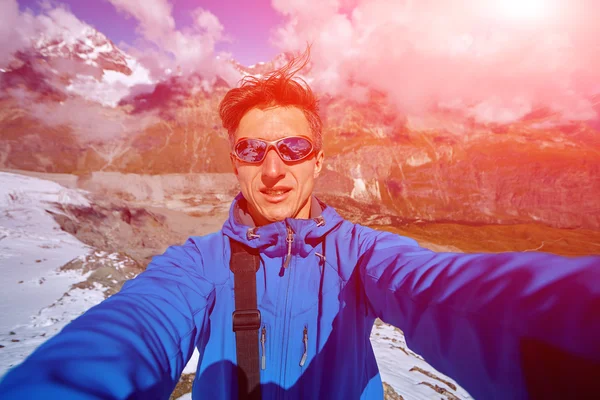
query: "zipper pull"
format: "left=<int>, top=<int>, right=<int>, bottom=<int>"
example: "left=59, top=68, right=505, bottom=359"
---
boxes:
left=299, top=326, right=308, bottom=367
left=261, top=325, right=266, bottom=370
left=283, top=225, right=294, bottom=269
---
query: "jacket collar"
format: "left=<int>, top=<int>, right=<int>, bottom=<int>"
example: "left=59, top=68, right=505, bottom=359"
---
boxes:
left=222, top=192, right=343, bottom=252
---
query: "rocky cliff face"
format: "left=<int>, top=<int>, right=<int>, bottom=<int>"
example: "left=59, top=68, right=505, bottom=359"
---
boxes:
left=317, top=93, right=600, bottom=229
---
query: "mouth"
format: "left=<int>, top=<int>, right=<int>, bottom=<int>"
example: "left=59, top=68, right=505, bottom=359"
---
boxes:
left=260, top=187, right=292, bottom=203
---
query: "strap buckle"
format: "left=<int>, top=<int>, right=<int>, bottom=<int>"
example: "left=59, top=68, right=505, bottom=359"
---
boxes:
left=232, top=309, right=261, bottom=332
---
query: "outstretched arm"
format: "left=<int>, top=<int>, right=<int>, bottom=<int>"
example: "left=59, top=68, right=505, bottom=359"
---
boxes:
left=359, top=228, right=599, bottom=400
left=0, top=239, right=215, bottom=399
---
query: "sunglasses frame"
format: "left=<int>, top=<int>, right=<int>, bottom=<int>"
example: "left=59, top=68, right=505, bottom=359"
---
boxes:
left=231, top=135, right=316, bottom=164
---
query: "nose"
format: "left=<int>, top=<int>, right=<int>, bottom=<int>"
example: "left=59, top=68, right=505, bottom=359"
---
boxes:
left=261, top=147, right=285, bottom=183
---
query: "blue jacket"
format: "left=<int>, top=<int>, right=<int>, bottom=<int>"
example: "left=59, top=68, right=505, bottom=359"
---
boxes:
left=1, top=194, right=598, bottom=399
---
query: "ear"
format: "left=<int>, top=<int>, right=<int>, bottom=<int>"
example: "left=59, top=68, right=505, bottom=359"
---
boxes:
left=230, top=153, right=239, bottom=176
left=313, top=149, right=324, bottom=179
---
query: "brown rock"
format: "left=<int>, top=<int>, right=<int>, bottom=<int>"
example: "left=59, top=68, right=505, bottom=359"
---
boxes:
left=383, top=382, right=404, bottom=400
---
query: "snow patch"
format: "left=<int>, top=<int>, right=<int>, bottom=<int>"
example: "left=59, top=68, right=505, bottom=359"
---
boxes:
left=0, top=172, right=90, bottom=209
left=529, top=213, right=541, bottom=221
left=371, top=323, right=473, bottom=399
left=369, top=126, right=387, bottom=139
left=350, top=165, right=381, bottom=202
left=66, top=57, right=153, bottom=107
left=183, top=348, right=200, bottom=374
left=406, top=152, right=432, bottom=167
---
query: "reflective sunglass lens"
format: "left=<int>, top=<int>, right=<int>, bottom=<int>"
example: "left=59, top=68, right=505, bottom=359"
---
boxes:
left=277, top=137, right=313, bottom=161
left=235, top=137, right=314, bottom=163
left=235, top=139, right=267, bottom=162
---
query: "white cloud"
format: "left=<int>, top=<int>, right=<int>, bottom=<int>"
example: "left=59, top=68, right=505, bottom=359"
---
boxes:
left=271, top=0, right=600, bottom=125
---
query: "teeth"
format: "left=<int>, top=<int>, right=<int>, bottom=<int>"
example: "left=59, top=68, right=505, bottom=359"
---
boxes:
left=264, top=189, right=286, bottom=195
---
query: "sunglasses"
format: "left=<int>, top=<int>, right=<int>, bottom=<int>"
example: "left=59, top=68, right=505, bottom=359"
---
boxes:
left=232, top=136, right=315, bottom=164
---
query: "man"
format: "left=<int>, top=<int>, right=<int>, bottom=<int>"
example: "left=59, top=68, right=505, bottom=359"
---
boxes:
left=1, top=51, right=599, bottom=400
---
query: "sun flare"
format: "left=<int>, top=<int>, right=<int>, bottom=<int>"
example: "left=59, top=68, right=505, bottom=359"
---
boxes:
left=495, top=0, right=552, bottom=22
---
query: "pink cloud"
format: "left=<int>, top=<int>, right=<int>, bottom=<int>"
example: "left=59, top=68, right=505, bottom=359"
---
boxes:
left=108, top=0, right=175, bottom=44
left=7, top=86, right=159, bottom=142
left=0, top=0, right=33, bottom=68
left=193, top=8, right=224, bottom=40
left=35, top=3, right=96, bottom=40
left=105, top=0, right=239, bottom=84
left=272, top=0, right=600, bottom=125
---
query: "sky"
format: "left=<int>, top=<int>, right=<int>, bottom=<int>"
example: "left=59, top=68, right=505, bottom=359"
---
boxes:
left=2, top=0, right=600, bottom=131
left=17, top=0, right=283, bottom=66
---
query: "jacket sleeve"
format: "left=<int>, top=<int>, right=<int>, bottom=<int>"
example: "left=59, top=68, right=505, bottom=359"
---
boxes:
left=358, top=228, right=600, bottom=400
left=0, top=238, right=215, bottom=399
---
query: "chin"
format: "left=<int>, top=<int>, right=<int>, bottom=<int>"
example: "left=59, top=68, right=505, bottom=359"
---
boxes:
left=262, top=208, right=293, bottom=222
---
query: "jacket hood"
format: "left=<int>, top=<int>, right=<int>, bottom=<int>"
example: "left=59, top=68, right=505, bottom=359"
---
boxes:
left=222, top=192, right=344, bottom=256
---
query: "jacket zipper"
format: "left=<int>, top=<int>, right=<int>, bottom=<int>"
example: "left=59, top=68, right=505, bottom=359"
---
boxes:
left=283, top=225, right=294, bottom=269
left=280, top=224, right=294, bottom=398
left=299, top=326, right=308, bottom=367
left=261, top=325, right=267, bottom=370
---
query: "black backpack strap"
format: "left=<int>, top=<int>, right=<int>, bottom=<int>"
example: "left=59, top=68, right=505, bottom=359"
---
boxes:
left=229, top=239, right=262, bottom=400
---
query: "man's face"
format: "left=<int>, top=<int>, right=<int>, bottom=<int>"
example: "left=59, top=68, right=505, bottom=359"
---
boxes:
left=231, top=106, right=324, bottom=226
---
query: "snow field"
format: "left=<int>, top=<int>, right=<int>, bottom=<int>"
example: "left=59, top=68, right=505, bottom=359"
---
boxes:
left=0, top=173, right=103, bottom=376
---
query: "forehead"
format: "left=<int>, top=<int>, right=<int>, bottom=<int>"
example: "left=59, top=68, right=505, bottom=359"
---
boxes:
left=236, top=106, right=312, bottom=142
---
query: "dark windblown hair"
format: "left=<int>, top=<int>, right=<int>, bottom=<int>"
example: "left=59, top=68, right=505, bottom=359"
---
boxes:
left=219, top=46, right=323, bottom=150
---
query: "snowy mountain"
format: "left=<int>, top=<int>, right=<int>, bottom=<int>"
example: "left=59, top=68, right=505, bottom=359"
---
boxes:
left=2, top=23, right=153, bottom=107
left=34, top=26, right=132, bottom=75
